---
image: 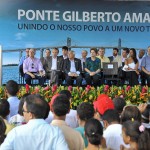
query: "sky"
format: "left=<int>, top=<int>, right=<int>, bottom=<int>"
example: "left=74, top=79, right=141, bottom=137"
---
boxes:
left=0, top=0, right=150, bottom=64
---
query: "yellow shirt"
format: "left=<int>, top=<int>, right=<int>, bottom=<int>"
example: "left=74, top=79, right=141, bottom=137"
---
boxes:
left=97, top=56, right=110, bottom=68
left=4, top=119, right=15, bottom=135
left=51, top=120, right=84, bottom=150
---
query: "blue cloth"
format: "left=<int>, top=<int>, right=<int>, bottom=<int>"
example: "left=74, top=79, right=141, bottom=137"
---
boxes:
left=0, top=119, right=69, bottom=150
left=141, top=55, right=150, bottom=72
left=7, top=96, right=20, bottom=120
left=75, top=126, right=88, bottom=147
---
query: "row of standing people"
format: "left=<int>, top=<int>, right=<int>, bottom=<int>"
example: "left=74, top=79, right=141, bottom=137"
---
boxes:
left=19, top=46, right=150, bottom=86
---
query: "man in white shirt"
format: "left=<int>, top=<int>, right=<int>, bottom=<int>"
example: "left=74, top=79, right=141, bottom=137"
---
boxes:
left=0, top=94, right=69, bottom=150
left=6, top=80, right=20, bottom=120
left=102, top=109, right=129, bottom=150
left=63, top=50, right=82, bottom=86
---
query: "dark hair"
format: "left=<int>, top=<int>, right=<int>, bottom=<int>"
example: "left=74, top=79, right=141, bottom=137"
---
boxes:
left=6, top=80, right=19, bottom=96
left=113, top=48, right=119, bottom=52
left=18, top=93, right=30, bottom=116
left=77, top=102, right=94, bottom=121
left=53, top=47, right=59, bottom=53
left=59, top=90, right=72, bottom=100
left=0, top=99, right=10, bottom=118
left=102, top=109, right=120, bottom=124
left=25, top=94, right=49, bottom=119
left=52, top=94, right=70, bottom=116
left=121, top=106, right=141, bottom=123
left=62, top=46, right=68, bottom=51
left=90, top=48, right=97, bottom=54
left=130, top=48, right=138, bottom=64
left=85, top=118, right=103, bottom=145
left=45, top=48, right=51, bottom=53
left=0, top=117, right=6, bottom=145
left=123, top=48, right=129, bottom=54
left=123, top=120, right=150, bottom=150
left=141, top=105, right=150, bottom=123
left=113, top=97, right=126, bottom=114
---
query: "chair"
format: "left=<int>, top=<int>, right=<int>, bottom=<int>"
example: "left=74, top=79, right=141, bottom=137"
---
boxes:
left=103, top=62, right=121, bottom=85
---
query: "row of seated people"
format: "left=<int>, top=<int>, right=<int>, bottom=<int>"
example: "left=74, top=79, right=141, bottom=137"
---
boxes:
left=19, top=46, right=150, bottom=86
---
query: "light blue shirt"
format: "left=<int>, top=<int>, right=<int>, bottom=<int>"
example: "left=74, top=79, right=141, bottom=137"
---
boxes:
left=0, top=119, right=69, bottom=150
left=19, top=56, right=28, bottom=66
left=7, top=97, right=20, bottom=120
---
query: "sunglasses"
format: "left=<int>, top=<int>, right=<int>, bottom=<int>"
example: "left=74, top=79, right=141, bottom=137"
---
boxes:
left=31, top=63, right=34, bottom=69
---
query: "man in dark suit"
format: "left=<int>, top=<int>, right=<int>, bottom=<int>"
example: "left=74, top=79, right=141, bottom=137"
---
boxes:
left=44, top=48, right=62, bottom=85
left=63, top=50, right=82, bottom=86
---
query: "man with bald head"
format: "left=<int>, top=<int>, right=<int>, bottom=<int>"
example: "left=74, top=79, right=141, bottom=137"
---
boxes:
left=23, top=48, right=46, bottom=86
left=63, top=50, right=82, bottom=86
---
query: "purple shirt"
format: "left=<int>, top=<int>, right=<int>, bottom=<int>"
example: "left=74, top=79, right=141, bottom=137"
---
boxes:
left=23, top=57, right=44, bottom=73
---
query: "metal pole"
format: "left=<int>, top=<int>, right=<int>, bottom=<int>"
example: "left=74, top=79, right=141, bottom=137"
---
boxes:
left=118, top=38, right=121, bottom=55
left=67, top=37, right=71, bottom=50
left=0, top=45, right=2, bottom=86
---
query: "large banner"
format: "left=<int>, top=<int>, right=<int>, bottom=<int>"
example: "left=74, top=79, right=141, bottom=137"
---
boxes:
left=0, top=0, right=150, bottom=65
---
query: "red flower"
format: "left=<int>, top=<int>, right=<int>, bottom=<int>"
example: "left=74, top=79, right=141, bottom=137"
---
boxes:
left=35, top=86, right=39, bottom=93
left=68, top=86, right=73, bottom=91
left=126, top=86, right=131, bottom=91
left=44, top=86, right=49, bottom=91
left=104, top=85, right=109, bottom=92
left=52, top=85, right=57, bottom=92
left=142, top=87, right=147, bottom=93
left=85, top=85, right=91, bottom=92
left=25, top=84, right=30, bottom=93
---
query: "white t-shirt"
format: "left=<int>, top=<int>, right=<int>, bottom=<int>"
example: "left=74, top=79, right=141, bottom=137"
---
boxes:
left=103, top=124, right=129, bottom=150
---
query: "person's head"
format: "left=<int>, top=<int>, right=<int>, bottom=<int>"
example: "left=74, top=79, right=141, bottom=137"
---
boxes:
left=77, top=102, right=94, bottom=123
left=45, top=48, right=51, bottom=57
left=29, top=48, right=36, bottom=58
left=121, top=105, right=141, bottom=123
left=93, top=94, right=114, bottom=116
left=122, top=48, right=129, bottom=58
left=113, top=48, right=119, bottom=56
left=85, top=118, right=103, bottom=146
left=18, top=93, right=30, bottom=116
left=6, top=80, right=19, bottom=96
left=138, top=49, right=145, bottom=58
left=141, top=105, right=150, bottom=123
left=90, top=48, right=97, bottom=57
left=0, top=117, right=6, bottom=145
left=25, top=48, right=30, bottom=57
left=23, top=94, right=49, bottom=122
left=102, top=109, right=120, bottom=129
left=52, top=94, right=70, bottom=118
left=0, top=99, right=10, bottom=119
left=52, top=48, right=59, bottom=58
left=68, top=50, right=75, bottom=59
left=129, top=48, right=138, bottom=64
left=113, top=97, right=126, bottom=115
left=99, top=47, right=105, bottom=57
left=81, top=50, right=88, bottom=58
left=59, top=90, right=72, bottom=101
left=62, top=46, right=68, bottom=56
left=147, top=46, right=150, bottom=55
left=122, top=120, right=150, bottom=150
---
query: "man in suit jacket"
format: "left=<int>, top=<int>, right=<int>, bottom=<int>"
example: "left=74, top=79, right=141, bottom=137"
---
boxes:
left=63, top=50, right=82, bottom=86
left=44, top=48, right=62, bottom=85
left=108, top=48, right=122, bottom=67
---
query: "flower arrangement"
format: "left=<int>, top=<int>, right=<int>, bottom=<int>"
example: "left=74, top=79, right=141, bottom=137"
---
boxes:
left=0, top=84, right=150, bottom=109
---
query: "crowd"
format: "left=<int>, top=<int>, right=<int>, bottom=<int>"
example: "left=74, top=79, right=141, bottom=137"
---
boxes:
left=19, top=46, right=150, bottom=87
left=0, top=80, right=150, bottom=150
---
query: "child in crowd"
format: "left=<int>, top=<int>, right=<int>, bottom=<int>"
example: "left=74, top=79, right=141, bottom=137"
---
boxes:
left=113, top=97, right=126, bottom=115
left=84, top=118, right=108, bottom=150
left=75, top=102, right=95, bottom=147
left=121, top=105, right=141, bottom=123
left=6, top=80, right=20, bottom=120
left=121, top=120, right=150, bottom=150
left=9, top=94, right=29, bottom=126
